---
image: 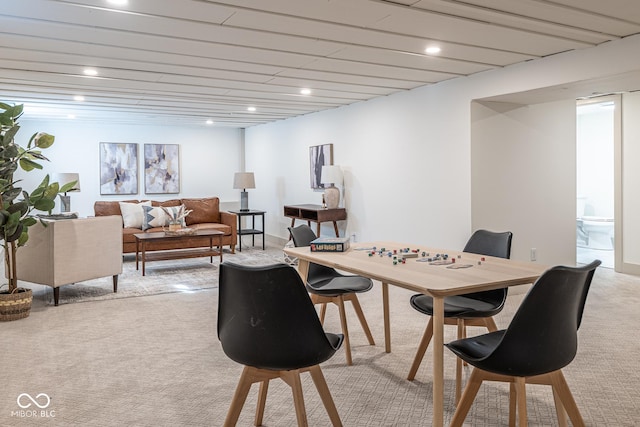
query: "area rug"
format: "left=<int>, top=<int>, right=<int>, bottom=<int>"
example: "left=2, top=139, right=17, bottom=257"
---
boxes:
left=35, top=246, right=288, bottom=306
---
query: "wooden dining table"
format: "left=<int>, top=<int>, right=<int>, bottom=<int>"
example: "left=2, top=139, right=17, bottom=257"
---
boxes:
left=283, top=241, right=548, bottom=427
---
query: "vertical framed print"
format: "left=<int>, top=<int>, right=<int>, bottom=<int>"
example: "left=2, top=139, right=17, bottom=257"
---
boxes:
left=99, top=142, right=139, bottom=195
left=144, top=143, right=180, bottom=194
left=309, top=143, right=333, bottom=189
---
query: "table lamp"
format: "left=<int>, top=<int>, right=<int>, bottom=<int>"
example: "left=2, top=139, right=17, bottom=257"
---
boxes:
left=321, top=165, right=342, bottom=209
left=233, top=172, right=255, bottom=212
left=53, top=173, right=81, bottom=213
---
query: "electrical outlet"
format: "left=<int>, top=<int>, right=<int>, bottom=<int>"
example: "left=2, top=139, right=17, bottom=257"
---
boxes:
left=530, top=248, right=537, bottom=261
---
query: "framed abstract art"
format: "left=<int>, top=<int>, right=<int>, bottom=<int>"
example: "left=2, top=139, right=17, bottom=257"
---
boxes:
left=144, top=143, right=180, bottom=194
left=99, top=142, right=139, bottom=195
left=309, top=143, right=333, bottom=189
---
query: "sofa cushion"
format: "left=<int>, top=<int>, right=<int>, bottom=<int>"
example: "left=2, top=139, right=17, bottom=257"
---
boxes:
left=151, top=199, right=182, bottom=207
left=182, top=197, right=220, bottom=226
left=94, top=200, right=139, bottom=217
left=119, top=201, right=151, bottom=228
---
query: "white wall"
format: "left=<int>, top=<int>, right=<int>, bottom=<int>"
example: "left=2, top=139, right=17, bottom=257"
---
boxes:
left=470, top=100, right=577, bottom=265
left=622, top=92, right=640, bottom=268
left=246, top=81, right=474, bottom=250
left=13, top=120, right=243, bottom=217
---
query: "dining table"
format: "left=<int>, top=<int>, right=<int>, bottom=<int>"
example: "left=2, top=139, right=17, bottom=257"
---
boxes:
left=283, top=241, right=548, bottom=427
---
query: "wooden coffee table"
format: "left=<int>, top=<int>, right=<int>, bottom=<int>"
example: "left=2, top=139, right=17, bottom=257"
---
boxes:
left=134, top=229, right=224, bottom=276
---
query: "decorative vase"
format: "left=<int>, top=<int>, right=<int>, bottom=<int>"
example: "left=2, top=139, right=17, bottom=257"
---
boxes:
left=324, top=186, right=340, bottom=209
left=0, top=288, right=33, bottom=322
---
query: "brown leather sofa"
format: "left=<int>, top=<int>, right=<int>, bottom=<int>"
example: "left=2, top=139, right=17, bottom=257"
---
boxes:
left=94, top=197, right=237, bottom=254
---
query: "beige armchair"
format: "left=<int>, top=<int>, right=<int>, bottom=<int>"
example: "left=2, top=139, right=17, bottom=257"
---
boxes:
left=13, top=215, right=123, bottom=306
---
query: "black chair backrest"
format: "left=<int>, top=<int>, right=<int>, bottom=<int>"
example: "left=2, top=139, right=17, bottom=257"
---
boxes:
left=479, top=260, right=601, bottom=377
left=288, top=225, right=340, bottom=283
left=463, top=229, right=513, bottom=259
left=218, top=262, right=338, bottom=370
left=462, top=230, right=513, bottom=303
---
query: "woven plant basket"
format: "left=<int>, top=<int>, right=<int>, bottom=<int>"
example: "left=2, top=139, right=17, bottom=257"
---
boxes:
left=0, top=287, right=33, bottom=322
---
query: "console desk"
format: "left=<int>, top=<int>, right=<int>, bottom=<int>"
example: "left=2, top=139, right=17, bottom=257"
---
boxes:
left=284, top=204, right=346, bottom=237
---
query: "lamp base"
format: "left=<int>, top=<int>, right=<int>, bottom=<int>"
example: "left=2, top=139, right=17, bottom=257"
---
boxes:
left=59, top=195, right=71, bottom=213
left=240, top=191, right=249, bottom=211
left=323, top=186, right=340, bottom=209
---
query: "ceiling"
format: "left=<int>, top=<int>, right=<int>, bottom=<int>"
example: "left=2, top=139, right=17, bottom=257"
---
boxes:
left=2, top=0, right=640, bottom=127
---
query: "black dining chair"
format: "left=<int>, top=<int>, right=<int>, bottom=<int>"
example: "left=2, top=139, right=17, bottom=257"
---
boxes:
left=407, top=229, right=513, bottom=401
left=446, top=260, right=600, bottom=427
left=288, top=225, right=375, bottom=366
left=218, top=262, right=344, bottom=427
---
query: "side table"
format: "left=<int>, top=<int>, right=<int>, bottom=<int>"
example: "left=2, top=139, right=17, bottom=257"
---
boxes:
left=283, top=204, right=346, bottom=237
left=229, top=210, right=265, bottom=251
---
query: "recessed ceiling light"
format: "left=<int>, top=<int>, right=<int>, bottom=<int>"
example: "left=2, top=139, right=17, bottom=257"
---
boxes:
left=74, top=95, right=85, bottom=102
left=83, top=68, right=98, bottom=76
left=206, top=119, right=214, bottom=125
left=247, top=106, right=256, bottom=112
left=107, top=0, right=128, bottom=5
left=425, top=46, right=441, bottom=55
left=300, top=88, right=312, bottom=95
left=67, top=114, right=76, bottom=119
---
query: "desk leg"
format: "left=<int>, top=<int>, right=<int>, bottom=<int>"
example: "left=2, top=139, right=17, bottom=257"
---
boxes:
left=382, top=282, right=391, bottom=353
left=432, top=296, right=445, bottom=427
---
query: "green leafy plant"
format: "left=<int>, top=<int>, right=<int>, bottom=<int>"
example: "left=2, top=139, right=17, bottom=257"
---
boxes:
left=0, top=102, right=76, bottom=293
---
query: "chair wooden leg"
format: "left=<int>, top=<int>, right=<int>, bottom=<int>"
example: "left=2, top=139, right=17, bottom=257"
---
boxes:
left=255, top=380, right=269, bottom=426
left=281, top=370, right=308, bottom=427
left=509, top=382, right=517, bottom=427
left=308, top=365, right=343, bottom=426
left=335, top=296, right=352, bottom=365
left=449, top=368, right=485, bottom=427
left=407, top=317, right=433, bottom=380
left=319, top=303, right=328, bottom=324
left=484, top=316, right=499, bottom=332
left=552, top=386, right=568, bottom=427
left=548, top=370, right=585, bottom=427
left=515, top=377, right=528, bottom=426
left=346, top=293, right=375, bottom=345
left=224, top=366, right=259, bottom=427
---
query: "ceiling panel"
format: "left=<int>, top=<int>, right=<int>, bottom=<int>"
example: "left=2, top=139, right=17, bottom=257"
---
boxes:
left=0, top=0, right=638, bottom=127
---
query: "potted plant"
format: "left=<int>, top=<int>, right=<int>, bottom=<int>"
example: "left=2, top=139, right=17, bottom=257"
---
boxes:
left=0, top=102, right=76, bottom=321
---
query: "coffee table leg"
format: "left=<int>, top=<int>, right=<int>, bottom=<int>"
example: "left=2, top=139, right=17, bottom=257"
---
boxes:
left=218, top=234, right=223, bottom=262
left=135, top=239, right=140, bottom=270
left=141, top=242, right=146, bottom=276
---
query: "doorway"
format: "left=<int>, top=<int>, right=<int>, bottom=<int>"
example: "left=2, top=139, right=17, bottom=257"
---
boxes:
left=576, top=97, right=619, bottom=269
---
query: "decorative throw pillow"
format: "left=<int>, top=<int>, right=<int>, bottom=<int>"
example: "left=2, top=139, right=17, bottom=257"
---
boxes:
left=141, top=206, right=167, bottom=231
left=119, top=201, right=151, bottom=229
left=141, top=205, right=187, bottom=230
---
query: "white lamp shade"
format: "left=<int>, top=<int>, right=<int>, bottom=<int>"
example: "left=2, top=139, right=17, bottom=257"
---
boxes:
left=321, top=165, right=342, bottom=185
left=53, top=173, right=81, bottom=191
left=233, top=172, right=256, bottom=190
